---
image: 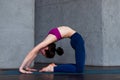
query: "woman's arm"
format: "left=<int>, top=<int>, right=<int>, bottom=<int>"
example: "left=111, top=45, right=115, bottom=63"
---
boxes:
left=19, top=34, right=57, bottom=73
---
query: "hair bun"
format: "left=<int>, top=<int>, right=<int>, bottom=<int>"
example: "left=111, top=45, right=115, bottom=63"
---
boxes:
left=56, top=47, right=64, bottom=56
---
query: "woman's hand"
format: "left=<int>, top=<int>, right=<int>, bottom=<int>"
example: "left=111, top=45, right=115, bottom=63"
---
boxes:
left=19, top=67, right=37, bottom=74
left=19, top=67, right=32, bottom=74
left=39, top=63, right=56, bottom=72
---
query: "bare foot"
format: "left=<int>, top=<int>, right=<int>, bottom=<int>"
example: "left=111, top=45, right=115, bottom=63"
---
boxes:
left=39, top=63, right=57, bottom=72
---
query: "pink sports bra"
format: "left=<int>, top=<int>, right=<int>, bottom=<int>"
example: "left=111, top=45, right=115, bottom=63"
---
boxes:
left=48, top=28, right=62, bottom=40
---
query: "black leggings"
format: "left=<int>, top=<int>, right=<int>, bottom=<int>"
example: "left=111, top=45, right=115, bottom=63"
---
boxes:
left=54, top=32, right=85, bottom=73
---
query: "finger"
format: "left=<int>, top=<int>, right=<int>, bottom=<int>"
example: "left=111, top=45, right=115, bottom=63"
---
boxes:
left=23, top=71, right=33, bottom=74
left=25, top=71, right=33, bottom=74
left=19, top=69, right=33, bottom=74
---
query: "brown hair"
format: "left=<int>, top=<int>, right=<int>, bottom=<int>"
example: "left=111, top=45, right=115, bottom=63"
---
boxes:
left=45, top=43, right=64, bottom=58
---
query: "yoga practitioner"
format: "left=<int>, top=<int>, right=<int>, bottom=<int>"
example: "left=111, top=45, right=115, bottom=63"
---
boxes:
left=19, top=26, right=85, bottom=73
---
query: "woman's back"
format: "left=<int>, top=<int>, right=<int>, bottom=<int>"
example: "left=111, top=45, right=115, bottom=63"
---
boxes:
left=58, top=26, right=76, bottom=38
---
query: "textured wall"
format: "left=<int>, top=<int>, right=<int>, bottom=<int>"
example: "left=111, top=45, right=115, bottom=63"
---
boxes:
left=0, top=0, right=34, bottom=68
left=35, top=0, right=103, bottom=65
left=102, top=0, right=120, bottom=66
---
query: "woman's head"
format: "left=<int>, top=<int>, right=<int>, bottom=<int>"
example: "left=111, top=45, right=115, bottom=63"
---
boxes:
left=45, top=43, right=64, bottom=58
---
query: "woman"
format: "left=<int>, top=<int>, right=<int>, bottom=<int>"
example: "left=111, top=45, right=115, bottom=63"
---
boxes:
left=19, top=26, right=85, bottom=73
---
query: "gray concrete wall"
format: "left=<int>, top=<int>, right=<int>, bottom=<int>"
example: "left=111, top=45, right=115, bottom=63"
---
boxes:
left=35, top=0, right=103, bottom=65
left=0, top=0, right=34, bottom=68
left=102, top=0, right=120, bottom=66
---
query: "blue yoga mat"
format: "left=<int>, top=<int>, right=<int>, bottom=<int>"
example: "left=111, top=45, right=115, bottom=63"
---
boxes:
left=0, top=69, right=120, bottom=75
